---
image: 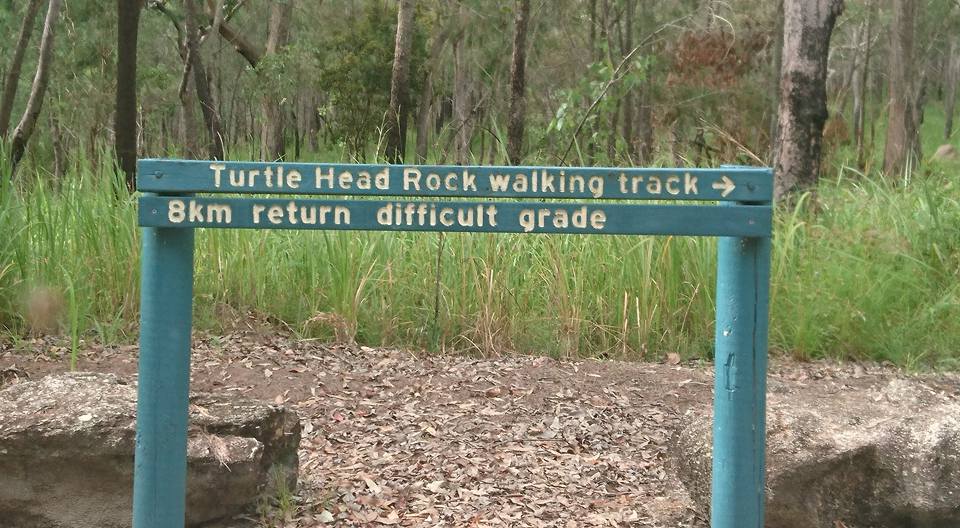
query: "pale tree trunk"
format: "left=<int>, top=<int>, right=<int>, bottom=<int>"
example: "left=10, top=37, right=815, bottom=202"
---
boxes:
left=852, top=1, right=874, bottom=169
left=773, top=0, right=844, bottom=198
left=506, top=0, right=530, bottom=165
left=115, top=0, right=142, bottom=190
left=384, top=0, right=416, bottom=164
left=883, top=0, right=917, bottom=178
left=259, top=0, right=292, bottom=161
left=944, top=36, right=959, bottom=140
left=184, top=0, right=224, bottom=160
left=10, top=0, right=62, bottom=172
left=217, top=22, right=262, bottom=67
left=0, top=0, right=43, bottom=139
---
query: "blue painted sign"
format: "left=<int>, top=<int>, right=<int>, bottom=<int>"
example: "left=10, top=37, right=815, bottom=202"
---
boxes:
left=133, top=159, right=773, bottom=528
left=139, top=196, right=772, bottom=237
left=137, top=159, right=772, bottom=202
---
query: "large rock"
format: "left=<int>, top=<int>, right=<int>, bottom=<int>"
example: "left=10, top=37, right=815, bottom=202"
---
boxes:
left=674, top=378, right=960, bottom=528
left=0, top=372, right=300, bottom=528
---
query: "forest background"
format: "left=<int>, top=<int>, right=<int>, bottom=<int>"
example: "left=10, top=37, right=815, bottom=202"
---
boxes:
left=0, top=0, right=958, bottom=369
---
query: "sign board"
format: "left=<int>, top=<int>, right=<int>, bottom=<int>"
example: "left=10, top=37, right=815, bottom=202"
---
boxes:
left=133, top=159, right=773, bottom=528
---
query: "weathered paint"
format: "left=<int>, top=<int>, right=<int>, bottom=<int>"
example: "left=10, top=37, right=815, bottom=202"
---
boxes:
left=133, top=222, right=195, bottom=528
left=137, top=196, right=773, bottom=238
left=711, top=204, right=772, bottom=528
left=132, top=159, right=773, bottom=528
left=137, top=159, right=773, bottom=202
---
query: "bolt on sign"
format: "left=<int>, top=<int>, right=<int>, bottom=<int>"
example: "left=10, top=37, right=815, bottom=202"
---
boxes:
left=134, top=159, right=774, bottom=528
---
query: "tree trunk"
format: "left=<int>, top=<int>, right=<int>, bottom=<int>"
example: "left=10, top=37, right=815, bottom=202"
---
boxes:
left=384, top=0, right=416, bottom=163
left=768, top=0, right=784, bottom=160
left=634, top=0, right=654, bottom=163
left=852, top=2, right=874, bottom=169
left=179, top=73, right=201, bottom=158
left=453, top=17, right=471, bottom=165
left=944, top=36, right=958, bottom=140
left=259, top=0, right=292, bottom=161
left=415, top=29, right=450, bottom=163
left=505, top=0, right=530, bottom=165
left=772, top=0, right=844, bottom=198
left=0, top=0, right=43, bottom=139
left=621, top=0, right=635, bottom=154
left=184, top=0, right=224, bottom=160
left=883, top=0, right=917, bottom=178
left=217, top=22, right=262, bottom=67
left=115, top=0, right=142, bottom=190
left=10, top=0, right=62, bottom=172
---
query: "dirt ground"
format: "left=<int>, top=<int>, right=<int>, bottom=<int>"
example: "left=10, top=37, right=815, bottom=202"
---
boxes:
left=3, top=324, right=957, bottom=527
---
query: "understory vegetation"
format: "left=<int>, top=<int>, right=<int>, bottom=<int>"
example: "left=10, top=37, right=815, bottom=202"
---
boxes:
left=2, top=0, right=959, bottom=369
left=2, top=119, right=957, bottom=369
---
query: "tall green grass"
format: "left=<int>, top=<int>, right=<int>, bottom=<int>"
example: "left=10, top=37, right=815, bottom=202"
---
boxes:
left=1, top=146, right=958, bottom=368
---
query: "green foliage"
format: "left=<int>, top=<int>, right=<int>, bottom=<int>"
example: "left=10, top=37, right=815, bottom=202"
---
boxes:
left=2, top=144, right=959, bottom=368
left=314, top=1, right=427, bottom=158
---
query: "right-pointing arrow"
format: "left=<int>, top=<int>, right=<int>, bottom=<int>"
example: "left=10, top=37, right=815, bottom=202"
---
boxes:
left=712, top=175, right=736, bottom=198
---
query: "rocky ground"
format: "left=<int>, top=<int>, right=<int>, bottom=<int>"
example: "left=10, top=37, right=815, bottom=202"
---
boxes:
left=2, top=323, right=959, bottom=527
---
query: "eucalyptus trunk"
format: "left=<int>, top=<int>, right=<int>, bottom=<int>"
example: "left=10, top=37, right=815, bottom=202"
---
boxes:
left=115, top=0, right=143, bottom=189
left=0, top=0, right=43, bottom=139
left=259, top=0, right=293, bottom=161
left=10, top=0, right=62, bottom=171
left=772, top=0, right=844, bottom=198
left=883, top=0, right=917, bottom=178
left=385, top=0, right=416, bottom=163
left=506, top=0, right=530, bottom=165
left=184, top=0, right=224, bottom=160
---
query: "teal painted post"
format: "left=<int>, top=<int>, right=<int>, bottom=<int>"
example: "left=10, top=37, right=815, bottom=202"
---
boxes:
left=711, top=229, right=771, bottom=527
left=133, top=224, right=195, bottom=528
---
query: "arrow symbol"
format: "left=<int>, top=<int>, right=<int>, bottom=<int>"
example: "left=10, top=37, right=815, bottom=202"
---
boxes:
left=712, top=175, right=736, bottom=197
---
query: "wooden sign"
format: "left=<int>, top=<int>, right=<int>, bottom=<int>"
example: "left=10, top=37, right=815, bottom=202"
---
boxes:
left=133, top=159, right=774, bottom=528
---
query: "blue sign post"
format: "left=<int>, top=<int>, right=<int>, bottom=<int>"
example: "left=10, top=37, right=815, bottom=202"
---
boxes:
left=134, top=159, right=773, bottom=527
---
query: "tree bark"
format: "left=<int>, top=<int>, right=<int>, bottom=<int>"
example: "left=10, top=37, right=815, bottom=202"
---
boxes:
left=259, top=0, right=293, bottom=161
left=883, top=0, right=917, bottom=178
left=415, top=27, right=450, bottom=163
left=115, top=0, right=142, bottom=190
left=621, top=0, right=635, bottom=154
left=384, top=0, right=416, bottom=163
left=852, top=2, right=874, bottom=169
left=506, top=0, right=530, bottom=165
left=772, top=0, right=844, bottom=199
left=944, top=35, right=958, bottom=140
left=635, top=0, right=654, bottom=163
left=184, top=0, right=224, bottom=160
left=768, top=0, right=784, bottom=160
left=10, top=0, right=62, bottom=171
left=217, top=22, right=262, bottom=67
left=453, top=12, right=471, bottom=165
left=0, top=0, right=43, bottom=139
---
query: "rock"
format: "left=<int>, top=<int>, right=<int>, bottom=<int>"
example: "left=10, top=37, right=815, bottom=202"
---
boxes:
left=674, top=378, right=960, bottom=528
left=932, top=144, right=958, bottom=161
left=0, top=372, right=300, bottom=528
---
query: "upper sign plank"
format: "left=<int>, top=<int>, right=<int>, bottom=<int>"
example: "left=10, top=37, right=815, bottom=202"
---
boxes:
left=137, top=159, right=773, bottom=202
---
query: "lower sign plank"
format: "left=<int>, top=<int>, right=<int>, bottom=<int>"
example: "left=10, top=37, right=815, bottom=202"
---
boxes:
left=139, top=196, right=772, bottom=237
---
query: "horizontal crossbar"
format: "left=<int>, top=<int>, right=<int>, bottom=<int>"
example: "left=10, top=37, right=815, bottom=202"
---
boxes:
left=137, top=159, right=773, bottom=203
left=139, top=196, right=772, bottom=237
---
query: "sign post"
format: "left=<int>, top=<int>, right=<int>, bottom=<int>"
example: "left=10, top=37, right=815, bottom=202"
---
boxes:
left=134, top=220, right=195, bottom=527
left=133, top=159, right=773, bottom=528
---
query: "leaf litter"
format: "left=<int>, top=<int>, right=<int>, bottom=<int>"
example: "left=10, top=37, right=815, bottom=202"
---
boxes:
left=4, top=326, right=957, bottom=527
